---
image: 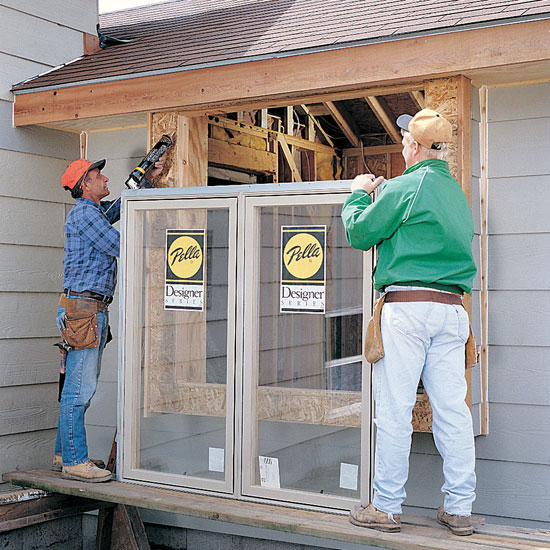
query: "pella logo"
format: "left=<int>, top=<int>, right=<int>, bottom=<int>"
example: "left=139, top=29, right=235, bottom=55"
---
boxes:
left=283, top=233, right=323, bottom=280
left=168, top=236, right=202, bottom=279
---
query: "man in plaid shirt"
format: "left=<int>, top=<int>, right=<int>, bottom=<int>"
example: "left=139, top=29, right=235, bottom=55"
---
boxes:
left=53, top=156, right=165, bottom=482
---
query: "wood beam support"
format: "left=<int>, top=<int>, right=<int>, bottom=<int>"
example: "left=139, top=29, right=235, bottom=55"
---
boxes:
left=364, top=96, right=401, bottom=144
left=278, top=134, right=302, bottom=182
left=323, top=101, right=361, bottom=147
left=14, top=20, right=550, bottom=126
left=300, top=104, right=334, bottom=147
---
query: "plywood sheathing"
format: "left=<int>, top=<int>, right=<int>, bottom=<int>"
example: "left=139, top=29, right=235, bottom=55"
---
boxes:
left=410, top=75, right=474, bottom=432
left=141, top=113, right=208, bottom=415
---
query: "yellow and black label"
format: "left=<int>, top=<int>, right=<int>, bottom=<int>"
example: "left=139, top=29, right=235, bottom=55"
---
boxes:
left=280, top=225, right=326, bottom=313
left=165, top=229, right=205, bottom=311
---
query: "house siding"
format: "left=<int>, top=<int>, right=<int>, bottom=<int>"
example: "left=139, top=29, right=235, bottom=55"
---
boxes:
left=0, top=1, right=94, bottom=473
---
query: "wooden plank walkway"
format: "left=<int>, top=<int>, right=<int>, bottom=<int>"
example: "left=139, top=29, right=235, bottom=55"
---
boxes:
left=4, top=469, right=550, bottom=550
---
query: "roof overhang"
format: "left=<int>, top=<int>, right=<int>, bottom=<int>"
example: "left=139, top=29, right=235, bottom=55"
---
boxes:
left=12, top=19, right=550, bottom=127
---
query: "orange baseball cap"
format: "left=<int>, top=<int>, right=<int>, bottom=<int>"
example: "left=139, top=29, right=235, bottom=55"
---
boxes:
left=61, top=158, right=106, bottom=190
left=396, top=109, right=452, bottom=149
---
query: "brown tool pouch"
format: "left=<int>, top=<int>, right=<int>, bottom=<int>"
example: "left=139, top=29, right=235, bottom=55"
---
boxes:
left=465, top=325, right=478, bottom=369
left=364, top=294, right=386, bottom=364
left=59, top=295, right=104, bottom=350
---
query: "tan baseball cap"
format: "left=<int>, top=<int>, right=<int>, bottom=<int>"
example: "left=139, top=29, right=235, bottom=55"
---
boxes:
left=396, top=109, right=452, bottom=149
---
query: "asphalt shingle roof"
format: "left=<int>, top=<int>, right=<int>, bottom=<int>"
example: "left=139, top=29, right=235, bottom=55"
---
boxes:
left=13, top=0, right=550, bottom=92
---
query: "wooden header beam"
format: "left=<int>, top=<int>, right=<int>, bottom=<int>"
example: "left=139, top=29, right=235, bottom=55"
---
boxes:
left=12, top=20, right=550, bottom=126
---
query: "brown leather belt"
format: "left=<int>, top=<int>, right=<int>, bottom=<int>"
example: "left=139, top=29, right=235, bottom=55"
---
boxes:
left=63, top=289, right=113, bottom=304
left=384, top=290, right=462, bottom=305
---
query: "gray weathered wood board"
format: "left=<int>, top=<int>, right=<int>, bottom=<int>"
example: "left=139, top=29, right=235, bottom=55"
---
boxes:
left=0, top=149, right=72, bottom=204
left=1, top=0, right=97, bottom=35
left=0, top=292, right=60, bottom=339
left=488, top=234, right=550, bottom=290
left=0, top=383, right=58, bottom=436
left=487, top=118, right=550, bottom=178
left=0, top=6, right=83, bottom=66
left=0, top=430, right=56, bottom=472
left=488, top=291, right=550, bottom=346
left=488, top=345, right=550, bottom=406
left=488, top=175, right=550, bottom=235
left=0, top=53, right=51, bottom=101
left=488, top=83, right=550, bottom=122
left=0, top=337, right=59, bottom=387
left=0, top=197, right=65, bottom=247
left=0, top=244, right=63, bottom=292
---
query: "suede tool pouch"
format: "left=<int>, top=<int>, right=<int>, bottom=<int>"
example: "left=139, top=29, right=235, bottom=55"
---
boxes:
left=465, top=324, right=478, bottom=369
left=364, top=294, right=386, bottom=363
left=60, top=297, right=99, bottom=350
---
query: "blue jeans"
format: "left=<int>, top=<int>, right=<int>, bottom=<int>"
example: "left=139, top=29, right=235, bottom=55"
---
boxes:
left=54, top=304, right=109, bottom=466
left=372, top=298, right=476, bottom=516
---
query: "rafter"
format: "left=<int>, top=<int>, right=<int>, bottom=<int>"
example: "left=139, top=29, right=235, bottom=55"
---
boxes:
left=409, top=90, right=425, bottom=110
left=299, top=104, right=334, bottom=147
left=323, top=101, right=361, bottom=147
left=364, top=96, right=401, bottom=144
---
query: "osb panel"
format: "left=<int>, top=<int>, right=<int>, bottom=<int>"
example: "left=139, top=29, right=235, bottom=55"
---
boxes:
left=151, top=112, right=178, bottom=188
left=411, top=394, right=433, bottom=433
left=146, top=383, right=362, bottom=428
left=143, top=114, right=208, bottom=414
left=425, top=77, right=459, bottom=179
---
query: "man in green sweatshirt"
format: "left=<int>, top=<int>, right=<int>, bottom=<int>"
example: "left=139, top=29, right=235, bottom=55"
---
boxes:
left=341, top=109, right=477, bottom=536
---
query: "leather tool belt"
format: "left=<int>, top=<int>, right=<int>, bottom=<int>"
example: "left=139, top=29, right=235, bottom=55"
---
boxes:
left=63, top=288, right=113, bottom=304
left=384, top=289, right=462, bottom=305
left=59, top=294, right=106, bottom=350
left=364, top=289, right=477, bottom=368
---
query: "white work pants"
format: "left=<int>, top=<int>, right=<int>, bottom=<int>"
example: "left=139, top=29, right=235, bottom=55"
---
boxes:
left=372, top=300, right=476, bottom=516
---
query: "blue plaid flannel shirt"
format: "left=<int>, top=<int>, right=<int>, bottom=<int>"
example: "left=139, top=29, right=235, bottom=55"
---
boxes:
left=63, top=198, right=121, bottom=297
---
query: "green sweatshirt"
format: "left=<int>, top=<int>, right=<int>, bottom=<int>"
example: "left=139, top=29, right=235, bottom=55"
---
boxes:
left=341, top=159, right=477, bottom=294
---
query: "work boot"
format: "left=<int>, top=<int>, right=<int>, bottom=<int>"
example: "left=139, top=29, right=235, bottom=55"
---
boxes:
left=437, top=506, right=473, bottom=536
left=349, top=503, right=401, bottom=532
left=52, top=455, right=106, bottom=472
left=62, top=461, right=112, bottom=483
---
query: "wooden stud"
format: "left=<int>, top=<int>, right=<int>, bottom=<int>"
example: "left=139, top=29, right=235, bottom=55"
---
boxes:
left=342, top=144, right=403, bottom=157
left=278, top=134, right=302, bottom=182
left=300, top=104, right=334, bottom=147
left=479, top=85, right=489, bottom=435
left=364, top=96, right=402, bottom=144
left=323, top=101, right=361, bottom=147
left=285, top=106, right=294, bottom=136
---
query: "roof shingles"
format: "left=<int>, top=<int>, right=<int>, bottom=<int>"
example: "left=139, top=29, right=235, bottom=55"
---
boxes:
left=12, top=0, right=550, bottom=91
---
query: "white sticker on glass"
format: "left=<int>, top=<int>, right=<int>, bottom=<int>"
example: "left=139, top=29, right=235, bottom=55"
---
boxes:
left=208, top=447, right=225, bottom=473
left=339, top=462, right=358, bottom=490
left=258, top=456, right=280, bottom=488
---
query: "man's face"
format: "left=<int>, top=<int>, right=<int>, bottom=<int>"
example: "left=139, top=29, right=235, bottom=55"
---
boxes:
left=82, top=168, right=110, bottom=203
left=401, top=132, right=417, bottom=169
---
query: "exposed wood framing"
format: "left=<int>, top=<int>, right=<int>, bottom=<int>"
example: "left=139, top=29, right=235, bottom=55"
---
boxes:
left=478, top=85, right=489, bottom=435
left=278, top=134, right=302, bottom=182
left=323, top=101, right=361, bottom=147
left=364, top=96, right=401, bottom=143
left=409, top=90, right=425, bottom=110
left=342, top=144, right=403, bottom=157
left=149, top=382, right=361, bottom=427
left=13, top=20, right=550, bottom=126
left=300, top=104, right=334, bottom=147
left=285, top=106, right=294, bottom=136
left=209, top=139, right=277, bottom=174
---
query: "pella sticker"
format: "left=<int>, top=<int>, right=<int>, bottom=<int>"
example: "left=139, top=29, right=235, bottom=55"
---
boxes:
left=164, top=229, right=205, bottom=311
left=280, top=225, right=326, bottom=314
